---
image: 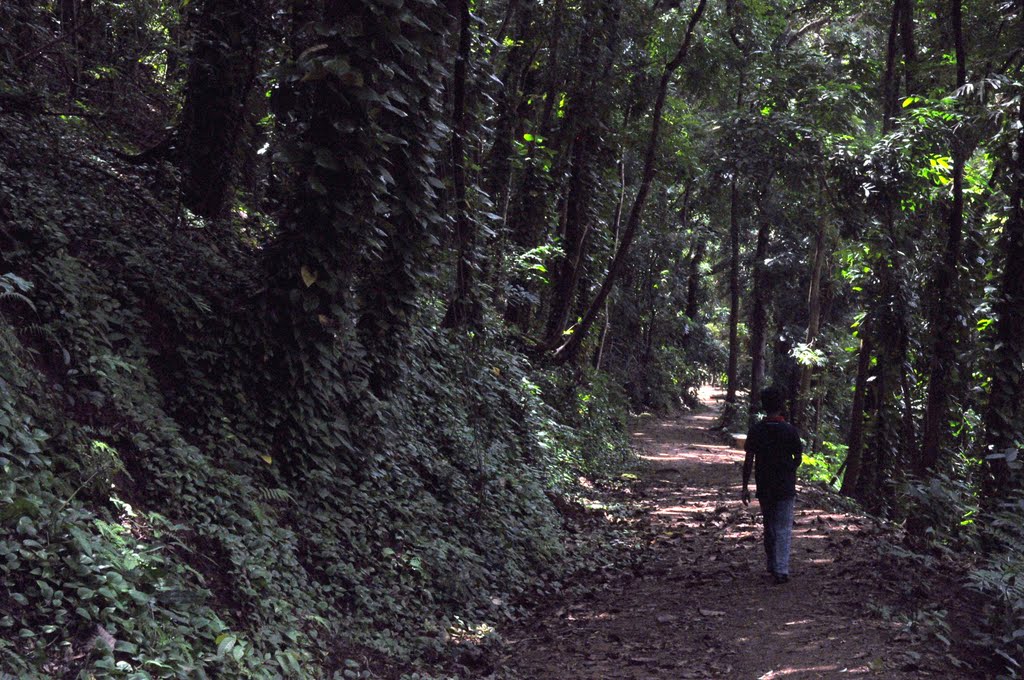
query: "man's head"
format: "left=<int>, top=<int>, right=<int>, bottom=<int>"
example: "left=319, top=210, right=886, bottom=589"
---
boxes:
left=760, top=385, right=785, bottom=415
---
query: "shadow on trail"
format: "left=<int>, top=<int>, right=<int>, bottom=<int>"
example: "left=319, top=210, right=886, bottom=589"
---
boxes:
left=506, top=388, right=963, bottom=679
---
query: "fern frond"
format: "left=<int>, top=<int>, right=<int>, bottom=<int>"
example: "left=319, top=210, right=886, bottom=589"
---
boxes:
left=0, top=291, right=36, bottom=312
left=257, top=487, right=294, bottom=504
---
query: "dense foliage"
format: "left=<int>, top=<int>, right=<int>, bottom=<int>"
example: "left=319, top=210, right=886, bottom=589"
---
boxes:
left=3, top=0, right=1024, bottom=675
left=0, top=3, right=644, bottom=674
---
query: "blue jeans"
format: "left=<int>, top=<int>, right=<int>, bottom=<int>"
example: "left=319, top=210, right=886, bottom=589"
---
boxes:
left=761, top=496, right=795, bottom=576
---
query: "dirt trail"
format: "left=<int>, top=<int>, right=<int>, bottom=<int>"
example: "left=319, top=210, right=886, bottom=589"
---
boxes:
left=507, top=387, right=964, bottom=679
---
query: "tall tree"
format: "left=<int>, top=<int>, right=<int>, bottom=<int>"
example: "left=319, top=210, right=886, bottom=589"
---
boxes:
left=918, top=0, right=967, bottom=475
left=747, top=209, right=772, bottom=425
left=541, top=0, right=621, bottom=346
left=792, top=215, right=829, bottom=429
left=554, top=0, right=708, bottom=362
left=721, top=0, right=753, bottom=415
left=177, top=0, right=266, bottom=219
left=983, top=88, right=1024, bottom=497
left=442, top=0, right=480, bottom=329
left=264, top=0, right=449, bottom=407
left=841, top=332, right=873, bottom=496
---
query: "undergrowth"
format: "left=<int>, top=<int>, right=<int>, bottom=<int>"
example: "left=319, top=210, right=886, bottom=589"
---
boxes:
left=0, top=112, right=642, bottom=677
left=872, top=471, right=1024, bottom=676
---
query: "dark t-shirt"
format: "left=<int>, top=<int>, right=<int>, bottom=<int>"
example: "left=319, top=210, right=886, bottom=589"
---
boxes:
left=745, top=418, right=802, bottom=501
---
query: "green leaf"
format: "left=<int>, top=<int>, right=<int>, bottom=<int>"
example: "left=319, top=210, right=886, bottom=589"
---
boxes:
left=323, top=57, right=351, bottom=77
left=0, top=498, right=39, bottom=524
left=216, top=633, right=237, bottom=658
left=127, top=589, right=149, bottom=604
left=314, top=148, right=340, bottom=171
left=276, top=651, right=303, bottom=675
left=115, top=640, right=139, bottom=654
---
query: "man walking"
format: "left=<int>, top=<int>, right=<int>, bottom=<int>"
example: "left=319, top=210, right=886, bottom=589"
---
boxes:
left=741, top=386, right=802, bottom=584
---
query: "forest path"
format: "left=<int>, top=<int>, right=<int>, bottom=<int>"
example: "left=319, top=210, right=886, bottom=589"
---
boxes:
left=505, top=387, right=959, bottom=679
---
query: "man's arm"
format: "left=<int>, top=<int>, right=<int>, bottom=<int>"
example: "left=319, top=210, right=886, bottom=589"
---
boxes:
left=742, top=436, right=755, bottom=504
left=791, top=429, right=803, bottom=468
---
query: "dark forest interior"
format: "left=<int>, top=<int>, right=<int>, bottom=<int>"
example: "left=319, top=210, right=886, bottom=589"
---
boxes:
left=2, top=0, right=1024, bottom=676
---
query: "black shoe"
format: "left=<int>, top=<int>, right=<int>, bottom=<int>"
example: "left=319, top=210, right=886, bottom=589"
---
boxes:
left=773, top=573, right=789, bottom=585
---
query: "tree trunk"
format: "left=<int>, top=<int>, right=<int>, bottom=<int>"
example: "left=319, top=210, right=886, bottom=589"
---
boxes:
left=178, top=0, right=264, bottom=220
left=983, top=94, right=1024, bottom=499
left=483, top=2, right=530, bottom=304
left=537, top=0, right=565, bottom=136
left=841, top=332, right=872, bottom=496
left=881, top=0, right=917, bottom=127
left=685, top=239, right=706, bottom=320
left=442, top=0, right=480, bottom=329
left=644, top=272, right=658, bottom=368
left=793, top=218, right=828, bottom=428
left=856, top=350, right=893, bottom=512
left=748, top=216, right=771, bottom=426
left=856, top=3, right=916, bottom=502
left=881, top=0, right=902, bottom=130
left=918, top=0, right=965, bottom=475
left=543, top=136, right=592, bottom=344
left=864, top=206, right=914, bottom=510
left=812, top=389, right=825, bottom=457
left=594, top=152, right=627, bottom=371
left=722, top=46, right=748, bottom=412
left=59, top=0, right=84, bottom=100
left=502, top=1, right=568, bottom=332
left=725, top=176, right=741, bottom=406
left=553, top=0, right=708, bottom=363
left=898, top=0, right=917, bottom=96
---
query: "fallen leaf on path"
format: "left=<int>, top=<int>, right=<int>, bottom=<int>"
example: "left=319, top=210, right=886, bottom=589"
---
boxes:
left=698, top=608, right=725, bottom=617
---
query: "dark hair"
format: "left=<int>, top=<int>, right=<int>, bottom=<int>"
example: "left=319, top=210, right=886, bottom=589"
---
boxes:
left=760, top=385, right=785, bottom=414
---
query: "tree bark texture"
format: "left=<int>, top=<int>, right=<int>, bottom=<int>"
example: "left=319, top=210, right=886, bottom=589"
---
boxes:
left=722, top=14, right=748, bottom=407
left=793, top=218, right=828, bottom=429
left=842, top=332, right=873, bottom=497
left=594, top=152, right=627, bottom=371
left=882, top=0, right=902, bottom=130
left=918, top=0, right=966, bottom=475
left=983, top=93, right=1024, bottom=498
left=483, top=2, right=531, bottom=303
left=747, top=217, right=771, bottom=426
left=442, top=0, right=480, bottom=329
left=178, top=0, right=264, bottom=220
left=539, top=1, right=620, bottom=345
left=543, top=137, right=593, bottom=344
left=898, top=0, right=917, bottom=95
left=882, top=0, right=918, bottom=129
left=685, top=239, right=706, bottom=320
left=725, top=177, right=741, bottom=405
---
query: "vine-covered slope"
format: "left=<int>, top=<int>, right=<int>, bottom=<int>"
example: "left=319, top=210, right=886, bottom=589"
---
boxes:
left=0, top=113, right=633, bottom=678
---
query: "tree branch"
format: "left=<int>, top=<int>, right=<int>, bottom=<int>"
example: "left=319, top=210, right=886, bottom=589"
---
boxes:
left=552, top=0, right=708, bottom=363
